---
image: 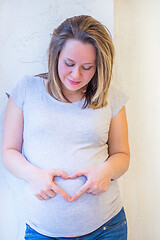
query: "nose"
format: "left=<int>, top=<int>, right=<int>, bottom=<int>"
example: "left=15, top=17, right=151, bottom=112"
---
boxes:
left=71, top=66, right=81, bottom=80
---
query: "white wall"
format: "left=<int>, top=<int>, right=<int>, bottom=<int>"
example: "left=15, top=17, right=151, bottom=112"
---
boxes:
left=114, top=0, right=160, bottom=239
left=0, top=1, right=114, bottom=239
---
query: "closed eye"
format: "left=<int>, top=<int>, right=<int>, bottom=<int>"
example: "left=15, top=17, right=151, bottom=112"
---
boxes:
left=64, top=60, right=74, bottom=67
left=82, top=66, right=93, bottom=70
left=64, top=60, right=93, bottom=70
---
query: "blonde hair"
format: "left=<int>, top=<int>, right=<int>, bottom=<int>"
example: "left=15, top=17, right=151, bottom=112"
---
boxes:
left=38, top=15, right=115, bottom=109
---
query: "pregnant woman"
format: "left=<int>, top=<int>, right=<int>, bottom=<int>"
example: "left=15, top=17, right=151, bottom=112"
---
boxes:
left=2, top=15, right=130, bottom=240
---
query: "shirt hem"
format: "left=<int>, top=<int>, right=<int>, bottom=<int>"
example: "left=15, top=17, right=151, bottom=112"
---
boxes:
left=26, top=204, right=123, bottom=238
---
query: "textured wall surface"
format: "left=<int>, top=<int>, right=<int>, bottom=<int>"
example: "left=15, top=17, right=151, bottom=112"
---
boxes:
left=114, top=0, right=160, bottom=239
left=0, top=1, right=113, bottom=240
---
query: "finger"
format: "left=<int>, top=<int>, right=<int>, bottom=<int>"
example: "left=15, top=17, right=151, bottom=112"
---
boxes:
left=86, top=186, right=108, bottom=195
left=71, top=182, right=90, bottom=201
left=87, top=189, right=101, bottom=194
left=40, top=192, right=50, bottom=200
left=52, top=169, right=70, bottom=179
left=70, top=169, right=86, bottom=179
left=35, top=194, right=44, bottom=200
left=86, top=188, right=93, bottom=193
left=46, top=190, right=57, bottom=198
left=52, top=183, right=71, bottom=202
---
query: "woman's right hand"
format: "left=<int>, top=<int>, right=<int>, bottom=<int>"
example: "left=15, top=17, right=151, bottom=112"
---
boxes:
left=28, top=168, right=71, bottom=201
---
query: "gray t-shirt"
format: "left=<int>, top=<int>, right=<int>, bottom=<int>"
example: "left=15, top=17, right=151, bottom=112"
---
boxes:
left=7, top=75, right=129, bottom=237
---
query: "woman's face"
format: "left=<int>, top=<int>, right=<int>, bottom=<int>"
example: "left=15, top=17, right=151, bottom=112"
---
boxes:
left=58, top=39, right=96, bottom=98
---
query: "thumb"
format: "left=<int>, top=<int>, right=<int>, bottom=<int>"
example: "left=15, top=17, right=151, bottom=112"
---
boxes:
left=70, top=169, right=87, bottom=179
left=71, top=181, right=90, bottom=201
left=51, top=169, right=70, bottom=179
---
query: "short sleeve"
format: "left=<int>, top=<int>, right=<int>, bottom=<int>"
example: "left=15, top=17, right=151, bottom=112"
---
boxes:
left=6, top=75, right=27, bottom=110
left=108, top=84, right=129, bottom=119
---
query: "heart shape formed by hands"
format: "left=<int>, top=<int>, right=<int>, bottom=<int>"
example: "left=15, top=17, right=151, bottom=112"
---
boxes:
left=54, top=175, right=87, bottom=199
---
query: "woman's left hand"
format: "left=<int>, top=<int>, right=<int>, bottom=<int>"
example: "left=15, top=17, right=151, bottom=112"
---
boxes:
left=70, top=162, right=112, bottom=201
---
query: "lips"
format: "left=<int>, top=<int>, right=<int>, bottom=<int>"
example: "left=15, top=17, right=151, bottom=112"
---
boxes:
left=67, top=78, right=81, bottom=85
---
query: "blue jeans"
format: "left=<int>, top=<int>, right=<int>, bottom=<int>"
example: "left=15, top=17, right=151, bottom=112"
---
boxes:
left=24, top=207, right=127, bottom=240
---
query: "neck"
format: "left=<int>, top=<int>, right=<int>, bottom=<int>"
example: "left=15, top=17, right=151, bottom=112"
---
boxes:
left=61, top=85, right=86, bottom=103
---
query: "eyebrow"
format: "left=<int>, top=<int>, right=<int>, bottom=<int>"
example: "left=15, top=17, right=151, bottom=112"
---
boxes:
left=66, top=58, right=95, bottom=65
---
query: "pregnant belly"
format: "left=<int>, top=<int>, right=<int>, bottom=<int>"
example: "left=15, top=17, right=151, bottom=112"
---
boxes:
left=25, top=179, right=121, bottom=237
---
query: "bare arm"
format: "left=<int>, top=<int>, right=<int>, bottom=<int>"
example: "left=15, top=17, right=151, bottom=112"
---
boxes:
left=1, top=97, right=37, bottom=181
left=105, top=106, right=130, bottom=180
left=1, top=97, right=71, bottom=201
